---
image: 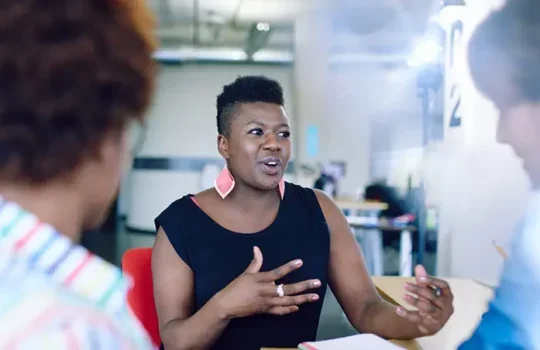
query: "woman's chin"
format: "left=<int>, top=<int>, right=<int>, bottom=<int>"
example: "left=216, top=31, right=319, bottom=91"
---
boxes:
left=254, top=178, right=281, bottom=191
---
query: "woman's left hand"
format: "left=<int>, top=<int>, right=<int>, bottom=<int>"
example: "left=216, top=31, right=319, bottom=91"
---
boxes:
left=396, top=265, right=454, bottom=336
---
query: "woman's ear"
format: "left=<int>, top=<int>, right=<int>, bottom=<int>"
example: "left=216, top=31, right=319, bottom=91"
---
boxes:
left=217, top=134, right=229, bottom=159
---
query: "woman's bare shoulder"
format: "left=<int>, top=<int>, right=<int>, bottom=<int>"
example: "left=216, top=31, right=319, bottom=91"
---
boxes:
left=193, top=188, right=228, bottom=212
left=194, top=188, right=218, bottom=201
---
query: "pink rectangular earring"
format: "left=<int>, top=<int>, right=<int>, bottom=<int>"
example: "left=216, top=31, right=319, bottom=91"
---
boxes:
left=214, top=167, right=235, bottom=199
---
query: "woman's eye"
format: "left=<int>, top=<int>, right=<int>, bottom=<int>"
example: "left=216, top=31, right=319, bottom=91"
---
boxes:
left=279, top=131, right=291, bottom=138
left=248, top=128, right=263, bottom=135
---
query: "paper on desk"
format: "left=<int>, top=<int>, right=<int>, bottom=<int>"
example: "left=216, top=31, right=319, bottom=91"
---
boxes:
left=298, top=334, right=402, bottom=350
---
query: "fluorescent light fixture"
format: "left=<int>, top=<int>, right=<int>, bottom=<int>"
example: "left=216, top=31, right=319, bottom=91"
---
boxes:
left=407, top=39, right=443, bottom=67
left=152, top=47, right=293, bottom=63
left=252, top=50, right=293, bottom=62
left=153, top=47, right=247, bottom=62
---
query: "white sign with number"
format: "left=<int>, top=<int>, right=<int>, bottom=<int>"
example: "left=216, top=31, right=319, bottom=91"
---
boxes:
left=440, top=6, right=466, bottom=145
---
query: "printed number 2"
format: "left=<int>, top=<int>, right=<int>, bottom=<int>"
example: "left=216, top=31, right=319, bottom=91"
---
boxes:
left=449, top=85, right=461, bottom=128
left=449, top=20, right=463, bottom=128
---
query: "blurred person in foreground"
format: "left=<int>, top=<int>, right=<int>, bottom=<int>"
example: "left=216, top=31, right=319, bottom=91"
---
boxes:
left=460, top=0, right=540, bottom=348
left=152, top=75, right=454, bottom=350
left=0, top=0, right=157, bottom=348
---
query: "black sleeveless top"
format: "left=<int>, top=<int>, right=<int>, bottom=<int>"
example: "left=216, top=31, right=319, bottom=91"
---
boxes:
left=155, top=182, right=330, bottom=350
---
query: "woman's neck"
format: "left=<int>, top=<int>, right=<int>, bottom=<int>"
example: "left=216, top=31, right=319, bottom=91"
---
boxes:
left=225, top=183, right=280, bottom=213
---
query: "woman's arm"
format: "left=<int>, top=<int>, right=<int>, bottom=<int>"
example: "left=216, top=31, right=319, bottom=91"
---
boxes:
left=152, top=227, right=230, bottom=350
left=314, top=190, right=453, bottom=339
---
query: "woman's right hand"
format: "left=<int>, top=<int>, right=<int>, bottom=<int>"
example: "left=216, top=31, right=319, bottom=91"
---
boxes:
left=213, top=246, right=321, bottom=319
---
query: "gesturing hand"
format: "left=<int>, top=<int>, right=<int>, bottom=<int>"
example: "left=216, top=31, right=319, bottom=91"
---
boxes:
left=396, top=265, right=454, bottom=335
left=214, top=246, right=321, bottom=319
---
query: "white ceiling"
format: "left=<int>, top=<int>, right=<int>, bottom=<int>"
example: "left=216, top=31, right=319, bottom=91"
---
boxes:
left=149, top=0, right=440, bottom=58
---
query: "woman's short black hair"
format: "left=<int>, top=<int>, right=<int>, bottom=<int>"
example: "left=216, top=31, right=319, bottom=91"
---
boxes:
left=468, top=0, right=540, bottom=102
left=0, top=0, right=156, bottom=184
left=216, top=75, right=284, bottom=136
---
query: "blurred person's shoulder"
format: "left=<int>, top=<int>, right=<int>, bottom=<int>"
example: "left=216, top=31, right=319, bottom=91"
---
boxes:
left=0, top=259, right=155, bottom=349
left=517, top=191, right=540, bottom=283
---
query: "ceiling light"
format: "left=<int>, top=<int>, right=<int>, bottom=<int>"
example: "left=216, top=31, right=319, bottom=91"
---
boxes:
left=407, top=39, right=443, bottom=67
left=256, top=22, right=270, bottom=32
left=245, top=23, right=272, bottom=59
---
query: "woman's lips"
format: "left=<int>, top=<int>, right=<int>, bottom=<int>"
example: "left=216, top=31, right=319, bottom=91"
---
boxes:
left=260, top=162, right=281, bottom=175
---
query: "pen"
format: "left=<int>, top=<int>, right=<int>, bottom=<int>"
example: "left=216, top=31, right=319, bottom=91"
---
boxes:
left=492, top=240, right=508, bottom=260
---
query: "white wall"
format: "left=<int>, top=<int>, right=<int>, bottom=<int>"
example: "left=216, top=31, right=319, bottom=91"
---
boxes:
left=328, top=64, right=423, bottom=194
left=294, top=13, right=421, bottom=198
left=372, top=148, right=424, bottom=192
left=326, top=62, right=425, bottom=195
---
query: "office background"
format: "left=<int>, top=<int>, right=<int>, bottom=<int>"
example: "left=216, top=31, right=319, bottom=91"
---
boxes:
left=82, top=0, right=530, bottom=303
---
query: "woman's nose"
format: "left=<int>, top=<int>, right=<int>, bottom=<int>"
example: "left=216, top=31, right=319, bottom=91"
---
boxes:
left=263, top=134, right=281, bottom=151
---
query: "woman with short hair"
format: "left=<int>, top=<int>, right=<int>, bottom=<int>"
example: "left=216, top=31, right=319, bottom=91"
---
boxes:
left=153, top=75, right=455, bottom=350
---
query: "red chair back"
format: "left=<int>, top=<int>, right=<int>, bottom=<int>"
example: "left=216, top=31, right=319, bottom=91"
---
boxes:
left=121, top=247, right=161, bottom=347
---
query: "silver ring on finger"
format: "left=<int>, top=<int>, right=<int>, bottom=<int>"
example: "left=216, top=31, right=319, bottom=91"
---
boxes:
left=276, top=284, right=285, bottom=297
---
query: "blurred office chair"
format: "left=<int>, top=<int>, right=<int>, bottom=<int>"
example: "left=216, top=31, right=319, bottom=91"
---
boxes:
left=121, top=247, right=161, bottom=347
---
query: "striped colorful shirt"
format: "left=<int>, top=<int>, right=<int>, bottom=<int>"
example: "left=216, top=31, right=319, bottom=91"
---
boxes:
left=0, top=197, right=155, bottom=349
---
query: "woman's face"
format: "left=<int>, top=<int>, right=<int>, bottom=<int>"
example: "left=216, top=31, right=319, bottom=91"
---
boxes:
left=218, top=102, right=291, bottom=191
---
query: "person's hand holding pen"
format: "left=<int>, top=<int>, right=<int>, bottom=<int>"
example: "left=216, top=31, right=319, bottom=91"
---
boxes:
left=396, top=265, right=455, bottom=335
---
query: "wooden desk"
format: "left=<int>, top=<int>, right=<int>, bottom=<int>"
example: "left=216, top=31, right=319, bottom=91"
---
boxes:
left=373, top=276, right=494, bottom=350
left=263, top=277, right=493, bottom=350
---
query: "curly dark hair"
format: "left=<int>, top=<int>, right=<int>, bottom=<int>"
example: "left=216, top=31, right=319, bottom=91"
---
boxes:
left=468, top=0, right=540, bottom=102
left=0, top=0, right=157, bottom=183
left=216, top=75, right=284, bottom=136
